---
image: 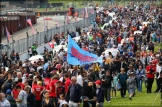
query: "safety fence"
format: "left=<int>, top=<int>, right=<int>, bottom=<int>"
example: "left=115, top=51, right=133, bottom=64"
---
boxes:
left=1, top=13, right=96, bottom=56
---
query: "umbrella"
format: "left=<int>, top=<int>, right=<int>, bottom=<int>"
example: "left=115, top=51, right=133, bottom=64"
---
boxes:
left=73, top=36, right=80, bottom=42
left=29, top=55, right=44, bottom=61
left=53, top=45, right=67, bottom=53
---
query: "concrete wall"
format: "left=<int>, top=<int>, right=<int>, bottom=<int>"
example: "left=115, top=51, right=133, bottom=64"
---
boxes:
left=20, top=43, right=53, bottom=62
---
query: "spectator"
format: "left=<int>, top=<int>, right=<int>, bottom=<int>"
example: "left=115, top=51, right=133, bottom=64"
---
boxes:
left=6, top=89, right=17, bottom=107
left=42, top=91, right=55, bottom=107
left=101, top=71, right=113, bottom=103
left=67, top=76, right=82, bottom=107
left=15, top=85, right=28, bottom=107
left=118, top=68, right=128, bottom=98
left=0, top=92, right=10, bottom=107
left=24, top=86, right=35, bottom=107
left=127, top=73, right=136, bottom=100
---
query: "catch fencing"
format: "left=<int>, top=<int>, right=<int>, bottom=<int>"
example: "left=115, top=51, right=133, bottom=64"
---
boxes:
left=1, top=13, right=96, bottom=56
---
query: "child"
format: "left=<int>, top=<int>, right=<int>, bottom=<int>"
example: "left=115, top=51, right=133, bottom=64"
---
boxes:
left=127, top=73, right=136, bottom=100
left=58, top=94, right=68, bottom=107
left=95, top=80, right=104, bottom=107
left=81, top=81, right=92, bottom=107
left=111, top=72, right=117, bottom=98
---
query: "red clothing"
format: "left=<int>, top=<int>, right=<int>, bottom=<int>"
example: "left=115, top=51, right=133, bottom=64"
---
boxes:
left=33, top=85, right=43, bottom=100
left=146, top=66, right=156, bottom=78
left=32, top=83, right=37, bottom=90
left=44, top=78, right=51, bottom=90
left=49, top=79, right=58, bottom=97
left=65, top=78, right=71, bottom=93
left=17, top=82, right=25, bottom=89
left=12, top=89, right=19, bottom=99
left=118, top=36, right=122, bottom=43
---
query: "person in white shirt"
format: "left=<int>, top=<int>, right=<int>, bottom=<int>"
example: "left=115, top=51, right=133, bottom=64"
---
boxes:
left=0, top=93, right=10, bottom=107
left=15, top=85, right=27, bottom=107
left=77, top=72, right=83, bottom=86
left=59, top=73, right=64, bottom=83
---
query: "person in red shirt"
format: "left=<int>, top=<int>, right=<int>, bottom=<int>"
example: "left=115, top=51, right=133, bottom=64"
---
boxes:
left=64, top=73, right=71, bottom=95
left=44, top=73, right=51, bottom=90
left=12, top=83, right=19, bottom=99
left=146, top=61, right=156, bottom=93
left=17, top=78, right=25, bottom=89
left=117, top=35, right=122, bottom=43
left=48, top=75, right=58, bottom=107
left=33, top=81, right=44, bottom=107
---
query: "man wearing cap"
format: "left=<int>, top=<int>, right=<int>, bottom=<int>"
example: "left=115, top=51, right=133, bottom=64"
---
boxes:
left=146, top=61, right=156, bottom=93
left=6, top=89, right=17, bottom=107
left=95, top=80, right=104, bottom=107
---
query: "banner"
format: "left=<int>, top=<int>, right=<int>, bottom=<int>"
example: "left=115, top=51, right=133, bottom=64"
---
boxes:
left=27, top=19, right=35, bottom=34
left=81, top=9, right=85, bottom=18
left=66, top=13, right=70, bottom=24
left=67, top=35, right=102, bottom=65
left=5, top=27, right=10, bottom=42
left=85, top=7, right=88, bottom=18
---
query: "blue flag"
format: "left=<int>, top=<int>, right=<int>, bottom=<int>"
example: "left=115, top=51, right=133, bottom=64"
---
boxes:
left=67, top=35, right=102, bottom=65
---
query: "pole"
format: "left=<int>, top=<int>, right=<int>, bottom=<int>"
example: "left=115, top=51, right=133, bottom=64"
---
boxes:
left=26, top=1, right=28, bottom=33
left=26, top=32, right=29, bottom=59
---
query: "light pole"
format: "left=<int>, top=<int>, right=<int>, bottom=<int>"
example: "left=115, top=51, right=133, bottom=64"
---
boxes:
left=26, top=1, right=28, bottom=33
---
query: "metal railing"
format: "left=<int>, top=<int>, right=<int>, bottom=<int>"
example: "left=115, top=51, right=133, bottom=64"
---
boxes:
left=1, top=13, right=96, bottom=56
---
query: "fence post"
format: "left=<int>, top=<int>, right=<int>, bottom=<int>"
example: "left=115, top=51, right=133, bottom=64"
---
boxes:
left=26, top=32, right=29, bottom=58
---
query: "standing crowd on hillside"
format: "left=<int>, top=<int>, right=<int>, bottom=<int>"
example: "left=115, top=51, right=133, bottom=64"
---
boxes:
left=0, top=1, right=162, bottom=107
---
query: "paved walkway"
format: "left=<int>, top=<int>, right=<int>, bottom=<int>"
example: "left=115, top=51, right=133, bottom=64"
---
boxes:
left=2, top=15, right=83, bottom=44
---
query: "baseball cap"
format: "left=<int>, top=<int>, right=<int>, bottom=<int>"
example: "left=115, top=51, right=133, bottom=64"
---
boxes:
left=6, top=89, right=12, bottom=94
left=95, top=80, right=101, bottom=85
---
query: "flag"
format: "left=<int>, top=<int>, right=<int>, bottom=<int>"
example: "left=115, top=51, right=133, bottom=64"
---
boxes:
left=90, top=8, right=94, bottom=14
left=48, top=42, right=54, bottom=48
left=81, top=9, right=84, bottom=18
left=85, top=7, right=88, bottom=18
left=54, top=15, right=60, bottom=27
left=27, top=19, right=35, bottom=34
left=5, top=27, right=10, bottom=42
left=56, top=22, right=60, bottom=27
left=66, top=13, right=70, bottom=24
left=67, top=35, right=102, bottom=65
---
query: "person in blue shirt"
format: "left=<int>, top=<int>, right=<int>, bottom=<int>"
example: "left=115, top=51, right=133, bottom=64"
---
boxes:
left=95, top=80, right=104, bottom=107
left=135, top=65, right=145, bottom=92
left=118, top=68, right=128, bottom=98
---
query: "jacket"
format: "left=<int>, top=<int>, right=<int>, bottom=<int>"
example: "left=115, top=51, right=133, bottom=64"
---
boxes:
left=127, top=77, right=136, bottom=89
left=66, top=83, right=81, bottom=103
left=96, top=87, right=104, bottom=103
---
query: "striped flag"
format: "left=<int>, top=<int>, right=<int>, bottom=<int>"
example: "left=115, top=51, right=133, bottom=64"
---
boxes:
left=85, top=7, right=88, bottom=18
left=5, top=27, right=10, bottom=42
left=66, top=13, right=70, bottom=24
left=48, top=42, right=54, bottom=48
left=81, top=9, right=85, bottom=18
left=90, top=8, right=94, bottom=14
left=27, top=19, right=35, bottom=34
left=54, top=15, right=60, bottom=27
